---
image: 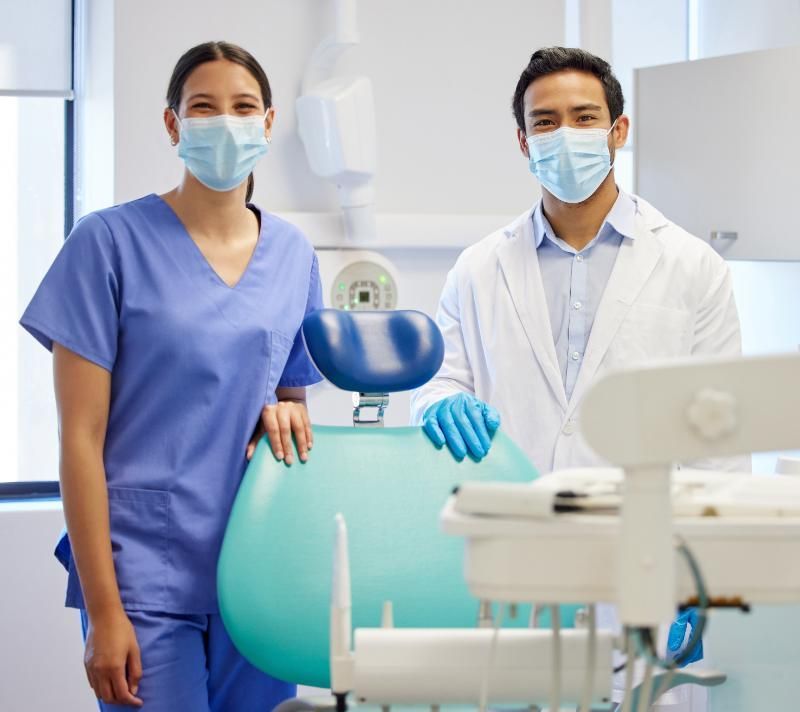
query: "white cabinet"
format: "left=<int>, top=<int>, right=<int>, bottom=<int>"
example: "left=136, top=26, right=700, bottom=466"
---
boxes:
left=635, top=45, right=800, bottom=261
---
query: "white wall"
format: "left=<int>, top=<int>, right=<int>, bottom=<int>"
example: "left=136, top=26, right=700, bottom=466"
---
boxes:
left=0, top=503, right=95, bottom=712
left=696, top=0, right=800, bottom=58
left=111, top=0, right=564, bottom=215
left=611, top=0, right=687, bottom=140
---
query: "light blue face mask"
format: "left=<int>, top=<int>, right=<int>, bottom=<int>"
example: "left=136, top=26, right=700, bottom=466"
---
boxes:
left=174, top=111, right=270, bottom=192
left=526, top=121, right=617, bottom=203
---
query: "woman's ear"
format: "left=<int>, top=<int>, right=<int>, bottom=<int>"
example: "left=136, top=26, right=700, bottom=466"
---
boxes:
left=265, top=107, right=276, bottom=139
left=164, top=107, right=180, bottom=145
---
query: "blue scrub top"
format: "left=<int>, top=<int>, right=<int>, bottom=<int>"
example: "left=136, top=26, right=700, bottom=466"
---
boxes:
left=21, top=194, right=323, bottom=614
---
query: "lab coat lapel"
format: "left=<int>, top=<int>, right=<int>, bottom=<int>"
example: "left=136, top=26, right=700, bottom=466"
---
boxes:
left=566, top=207, right=666, bottom=415
left=497, top=212, right=569, bottom=411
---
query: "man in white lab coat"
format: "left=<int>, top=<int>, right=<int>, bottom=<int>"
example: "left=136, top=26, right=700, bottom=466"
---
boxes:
left=411, top=46, right=747, bottom=477
left=411, top=46, right=746, bottom=710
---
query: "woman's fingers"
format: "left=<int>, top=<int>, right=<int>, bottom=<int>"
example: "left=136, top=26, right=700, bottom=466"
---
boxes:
left=301, top=405, right=313, bottom=451
left=291, top=408, right=309, bottom=462
left=277, top=405, right=294, bottom=465
left=95, top=671, right=116, bottom=704
left=259, top=402, right=314, bottom=465
left=84, top=611, right=143, bottom=707
left=127, top=639, right=143, bottom=698
left=246, top=419, right=265, bottom=460
left=262, top=406, right=284, bottom=461
left=110, top=666, right=142, bottom=706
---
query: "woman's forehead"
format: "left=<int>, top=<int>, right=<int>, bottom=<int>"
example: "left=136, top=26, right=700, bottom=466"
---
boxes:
left=182, top=60, right=262, bottom=100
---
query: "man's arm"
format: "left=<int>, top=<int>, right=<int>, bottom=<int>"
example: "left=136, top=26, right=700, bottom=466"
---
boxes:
left=411, top=265, right=500, bottom=460
left=410, top=267, right=476, bottom=424
left=688, top=256, right=751, bottom=472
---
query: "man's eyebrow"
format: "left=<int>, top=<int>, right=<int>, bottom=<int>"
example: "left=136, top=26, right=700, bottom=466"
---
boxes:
left=571, top=103, right=603, bottom=112
left=528, top=108, right=558, bottom=117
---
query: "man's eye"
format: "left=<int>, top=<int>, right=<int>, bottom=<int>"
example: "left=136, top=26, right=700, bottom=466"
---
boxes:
left=578, top=114, right=597, bottom=122
left=236, top=103, right=258, bottom=111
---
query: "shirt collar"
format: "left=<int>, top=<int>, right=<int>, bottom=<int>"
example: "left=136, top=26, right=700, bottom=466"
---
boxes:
left=532, top=188, right=638, bottom=251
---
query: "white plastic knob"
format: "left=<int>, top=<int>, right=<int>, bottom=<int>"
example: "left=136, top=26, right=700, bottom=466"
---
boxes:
left=686, top=388, right=738, bottom=441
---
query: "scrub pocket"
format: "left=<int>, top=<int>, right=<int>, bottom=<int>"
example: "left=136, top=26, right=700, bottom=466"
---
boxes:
left=107, top=486, right=170, bottom=609
left=264, top=330, right=294, bottom=404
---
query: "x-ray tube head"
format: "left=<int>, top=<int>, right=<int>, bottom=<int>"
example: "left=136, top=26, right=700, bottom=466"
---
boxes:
left=296, top=76, right=377, bottom=208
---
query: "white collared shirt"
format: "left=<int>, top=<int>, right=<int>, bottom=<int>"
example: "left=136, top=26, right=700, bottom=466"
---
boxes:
left=533, top=189, right=637, bottom=400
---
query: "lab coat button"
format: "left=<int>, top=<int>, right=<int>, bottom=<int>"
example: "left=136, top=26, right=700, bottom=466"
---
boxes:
left=562, top=421, right=576, bottom=436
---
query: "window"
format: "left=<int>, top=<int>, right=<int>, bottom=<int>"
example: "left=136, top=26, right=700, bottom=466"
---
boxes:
left=1, top=1, right=74, bottom=485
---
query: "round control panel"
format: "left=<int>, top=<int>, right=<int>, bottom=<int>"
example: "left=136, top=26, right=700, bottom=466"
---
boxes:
left=331, top=260, right=397, bottom=311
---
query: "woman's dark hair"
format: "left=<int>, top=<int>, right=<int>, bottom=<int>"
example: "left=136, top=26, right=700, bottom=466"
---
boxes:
left=512, top=47, right=624, bottom=132
left=167, top=41, right=272, bottom=203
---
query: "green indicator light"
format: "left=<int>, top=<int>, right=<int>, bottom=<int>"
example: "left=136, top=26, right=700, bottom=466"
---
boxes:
left=343, top=304, right=350, bottom=310
left=378, top=274, right=387, bottom=284
left=338, top=282, right=346, bottom=291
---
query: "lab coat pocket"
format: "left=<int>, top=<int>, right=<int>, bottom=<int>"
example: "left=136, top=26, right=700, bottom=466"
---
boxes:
left=612, top=303, right=692, bottom=365
left=107, top=486, right=170, bottom=608
left=265, top=330, right=294, bottom=404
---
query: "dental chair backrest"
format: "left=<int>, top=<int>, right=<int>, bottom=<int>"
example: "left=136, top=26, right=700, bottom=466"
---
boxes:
left=217, top=309, right=539, bottom=689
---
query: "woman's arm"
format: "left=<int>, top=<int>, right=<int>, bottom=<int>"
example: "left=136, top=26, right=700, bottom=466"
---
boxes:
left=247, top=386, right=313, bottom=465
left=54, top=343, right=143, bottom=707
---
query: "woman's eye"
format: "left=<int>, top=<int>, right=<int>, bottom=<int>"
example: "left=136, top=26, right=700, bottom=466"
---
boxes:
left=235, top=103, right=258, bottom=111
left=191, top=103, right=212, bottom=110
left=534, top=119, right=553, bottom=128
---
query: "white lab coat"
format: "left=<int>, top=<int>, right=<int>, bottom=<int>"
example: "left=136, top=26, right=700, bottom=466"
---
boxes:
left=411, top=194, right=750, bottom=476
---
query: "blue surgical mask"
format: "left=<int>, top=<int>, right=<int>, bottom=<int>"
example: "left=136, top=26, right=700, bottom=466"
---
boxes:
left=175, top=111, right=270, bottom=192
left=526, top=121, right=617, bottom=203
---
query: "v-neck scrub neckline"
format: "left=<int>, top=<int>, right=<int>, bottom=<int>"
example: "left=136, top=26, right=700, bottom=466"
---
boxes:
left=152, top=193, right=267, bottom=291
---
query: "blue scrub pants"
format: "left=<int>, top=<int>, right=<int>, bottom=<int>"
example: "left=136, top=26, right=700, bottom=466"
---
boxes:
left=80, top=609, right=296, bottom=711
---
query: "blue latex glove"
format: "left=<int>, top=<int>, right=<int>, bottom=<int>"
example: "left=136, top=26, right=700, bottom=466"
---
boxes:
left=667, top=608, right=704, bottom=666
left=422, top=393, right=501, bottom=460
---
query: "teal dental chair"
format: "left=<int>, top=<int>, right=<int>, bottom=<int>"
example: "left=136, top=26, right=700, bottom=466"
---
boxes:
left=217, top=309, right=542, bottom=690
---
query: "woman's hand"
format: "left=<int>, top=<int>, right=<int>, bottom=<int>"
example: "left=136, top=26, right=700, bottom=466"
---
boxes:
left=247, top=388, right=313, bottom=464
left=84, top=607, right=143, bottom=707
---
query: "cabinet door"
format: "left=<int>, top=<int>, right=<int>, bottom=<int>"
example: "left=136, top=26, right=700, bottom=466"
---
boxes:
left=635, top=45, right=800, bottom=261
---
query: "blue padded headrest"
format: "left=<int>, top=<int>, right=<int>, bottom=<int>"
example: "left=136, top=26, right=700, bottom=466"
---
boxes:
left=302, top=309, right=444, bottom=393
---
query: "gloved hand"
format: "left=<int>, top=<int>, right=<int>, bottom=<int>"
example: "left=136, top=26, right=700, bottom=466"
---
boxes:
left=422, top=393, right=501, bottom=460
left=667, top=607, right=704, bottom=666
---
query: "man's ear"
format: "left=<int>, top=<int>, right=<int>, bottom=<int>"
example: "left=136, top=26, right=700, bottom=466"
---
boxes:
left=517, top=127, right=530, bottom=158
left=612, top=115, right=630, bottom=149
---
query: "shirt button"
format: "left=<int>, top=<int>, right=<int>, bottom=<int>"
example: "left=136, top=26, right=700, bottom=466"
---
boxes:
left=576, top=254, right=585, bottom=262
left=563, top=421, right=576, bottom=436
left=571, top=351, right=581, bottom=361
left=573, top=301, right=583, bottom=310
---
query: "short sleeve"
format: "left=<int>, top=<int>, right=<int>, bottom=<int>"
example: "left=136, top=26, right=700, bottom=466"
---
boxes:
left=19, top=212, right=121, bottom=372
left=277, top=253, right=324, bottom=389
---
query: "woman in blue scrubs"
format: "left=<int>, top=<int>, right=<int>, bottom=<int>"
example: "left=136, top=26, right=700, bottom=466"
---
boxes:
left=20, top=42, right=321, bottom=710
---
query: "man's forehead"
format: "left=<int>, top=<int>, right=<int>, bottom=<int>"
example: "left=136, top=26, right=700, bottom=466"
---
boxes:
left=523, top=70, right=607, bottom=108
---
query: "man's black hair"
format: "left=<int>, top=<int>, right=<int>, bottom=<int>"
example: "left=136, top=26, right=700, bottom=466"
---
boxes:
left=512, top=47, right=624, bottom=132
